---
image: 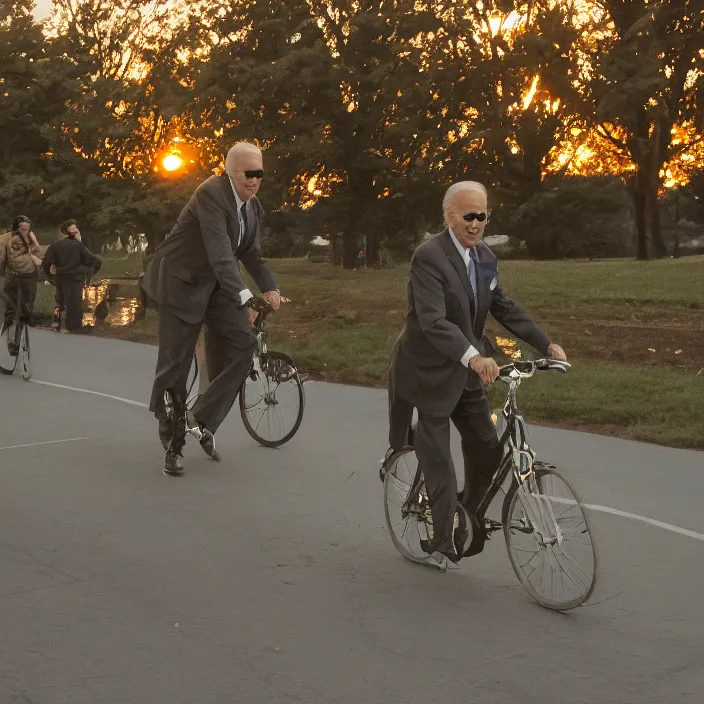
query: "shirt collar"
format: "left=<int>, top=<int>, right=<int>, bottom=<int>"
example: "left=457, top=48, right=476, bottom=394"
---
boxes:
left=228, top=176, right=246, bottom=211
left=448, top=228, right=470, bottom=262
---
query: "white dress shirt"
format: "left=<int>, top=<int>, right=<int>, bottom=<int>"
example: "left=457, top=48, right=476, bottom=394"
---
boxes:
left=448, top=228, right=480, bottom=366
left=228, top=176, right=252, bottom=305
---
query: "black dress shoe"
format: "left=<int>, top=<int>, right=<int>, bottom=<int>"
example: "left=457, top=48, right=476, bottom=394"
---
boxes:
left=163, top=450, right=184, bottom=476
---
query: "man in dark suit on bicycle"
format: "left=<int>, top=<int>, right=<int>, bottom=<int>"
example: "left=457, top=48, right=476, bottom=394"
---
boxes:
left=386, top=181, right=566, bottom=567
left=141, top=142, right=281, bottom=476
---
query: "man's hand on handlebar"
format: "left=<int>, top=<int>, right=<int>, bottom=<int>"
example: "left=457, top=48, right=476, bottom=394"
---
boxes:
left=263, top=290, right=281, bottom=310
left=247, top=306, right=259, bottom=326
left=470, top=355, right=501, bottom=385
left=547, top=343, right=567, bottom=362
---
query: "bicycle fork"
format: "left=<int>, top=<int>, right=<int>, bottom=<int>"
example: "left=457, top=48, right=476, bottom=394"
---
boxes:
left=512, top=451, right=561, bottom=546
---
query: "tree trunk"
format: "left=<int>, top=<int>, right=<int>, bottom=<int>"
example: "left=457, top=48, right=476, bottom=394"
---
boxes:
left=342, top=230, right=358, bottom=269
left=646, top=183, right=666, bottom=259
left=630, top=173, right=649, bottom=260
left=672, top=192, right=681, bottom=259
left=331, top=233, right=341, bottom=266
left=366, top=230, right=380, bottom=268
left=142, top=227, right=160, bottom=254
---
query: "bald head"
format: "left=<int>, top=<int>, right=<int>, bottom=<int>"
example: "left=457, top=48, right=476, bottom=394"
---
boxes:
left=442, top=181, right=488, bottom=215
left=225, top=142, right=264, bottom=201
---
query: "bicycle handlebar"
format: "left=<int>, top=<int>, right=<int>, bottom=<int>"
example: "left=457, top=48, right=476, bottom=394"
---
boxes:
left=498, top=358, right=570, bottom=381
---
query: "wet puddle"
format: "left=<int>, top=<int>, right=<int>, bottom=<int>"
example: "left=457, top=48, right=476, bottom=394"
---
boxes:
left=81, top=278, right=145, bottom=328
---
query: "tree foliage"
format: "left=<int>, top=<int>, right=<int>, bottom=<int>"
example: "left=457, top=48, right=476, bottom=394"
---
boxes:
left=0, top=0, right=702, bottom=261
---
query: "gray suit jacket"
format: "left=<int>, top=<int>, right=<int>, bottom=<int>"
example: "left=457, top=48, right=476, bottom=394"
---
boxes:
left=389, top=230, right=551, bottom=417
left=141, top=174, right=276, bottom=324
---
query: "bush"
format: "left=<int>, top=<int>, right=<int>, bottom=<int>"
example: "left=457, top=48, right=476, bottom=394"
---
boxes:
left=506, top=176, right=633, bottom=258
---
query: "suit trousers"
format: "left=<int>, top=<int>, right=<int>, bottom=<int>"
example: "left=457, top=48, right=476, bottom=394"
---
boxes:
left=387, top=368, right=414, bottom=450
left=3, top=275, right=37, bottom=325
left=414, top=382, right=503, bottom=555
left=56, top=276, right=85, bottom=331
left=149, top=287, right=257, bottom=436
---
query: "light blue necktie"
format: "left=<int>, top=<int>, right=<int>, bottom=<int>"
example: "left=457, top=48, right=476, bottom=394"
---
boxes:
left=467, top=247, right=478, bottom=298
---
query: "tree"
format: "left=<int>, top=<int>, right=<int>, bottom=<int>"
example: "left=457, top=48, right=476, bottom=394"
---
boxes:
left=190, top=0, right=445, bottom=267
left=590, top=0, right=704, bottom=259
left=0, top=0, right=54, bottom=223
left=508, top=175, right=633, bottom=258
left=40, top=0, right=209, bottom=250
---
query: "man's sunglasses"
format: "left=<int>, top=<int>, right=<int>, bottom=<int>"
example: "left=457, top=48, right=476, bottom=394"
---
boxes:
left=244, top=170, right=265, bottom=179
left=463, top=212, right=487, bottom=222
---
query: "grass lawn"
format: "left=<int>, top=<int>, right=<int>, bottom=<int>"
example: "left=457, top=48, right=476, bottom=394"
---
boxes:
left=7, top=253, right=704, bottom=450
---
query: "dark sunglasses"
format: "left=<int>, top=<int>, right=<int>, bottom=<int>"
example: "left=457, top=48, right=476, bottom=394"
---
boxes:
left=463, top=212, right=487, bottom=222
left=244, top=169, right=265, bottom=179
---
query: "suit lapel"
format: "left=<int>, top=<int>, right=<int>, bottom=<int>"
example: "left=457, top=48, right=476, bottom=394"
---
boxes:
left=439, top=230, right=476, bottom=319
left=219, top=174, right=244, bottom=250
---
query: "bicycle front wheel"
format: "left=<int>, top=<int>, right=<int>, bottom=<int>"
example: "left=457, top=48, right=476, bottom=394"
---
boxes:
left=239, top=351, right=304, bottom=448
left=20, top=323, right=31, bottom=381
left=0, top=319, right=19, bottom=375
left=503, top=465, right=597, bottom=611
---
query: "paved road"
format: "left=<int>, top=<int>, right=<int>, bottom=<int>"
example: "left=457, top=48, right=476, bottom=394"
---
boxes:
left=1, top=330, right=702, bottom=703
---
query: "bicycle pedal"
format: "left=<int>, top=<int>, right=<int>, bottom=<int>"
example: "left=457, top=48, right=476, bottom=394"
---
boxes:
left=484, top=518, right=502, bottom=532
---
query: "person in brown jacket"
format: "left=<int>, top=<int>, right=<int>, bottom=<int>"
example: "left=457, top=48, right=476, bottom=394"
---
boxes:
left=0, top=215, right=42, bottom=330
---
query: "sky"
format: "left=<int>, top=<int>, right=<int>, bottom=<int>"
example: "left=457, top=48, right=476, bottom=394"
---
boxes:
left=34, top=0, right=52, bottom=20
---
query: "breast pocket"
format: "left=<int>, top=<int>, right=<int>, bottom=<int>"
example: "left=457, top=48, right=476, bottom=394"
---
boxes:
left=169, top=265, right=196, bottom=285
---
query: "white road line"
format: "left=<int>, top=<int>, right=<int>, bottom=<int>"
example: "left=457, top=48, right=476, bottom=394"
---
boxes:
left=539, top=495, right=704, bottom=542
left=583, top=503, right=704, bottom=542
left=29, top=379, right=149, bottom=409
left=0, top=437, right=92, bottom=452
left=21, top=377, right=704, bottom=543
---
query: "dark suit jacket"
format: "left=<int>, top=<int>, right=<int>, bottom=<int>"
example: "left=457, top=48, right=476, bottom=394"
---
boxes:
left=389, top=230, right=551, bottom=417
left=141, top=174, right=277, bottom=324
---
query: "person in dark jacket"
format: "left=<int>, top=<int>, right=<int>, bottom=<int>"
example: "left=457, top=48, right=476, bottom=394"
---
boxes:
left=42, top=220, right=102, bottom=332
left=141, top=142, right=280, bottom=476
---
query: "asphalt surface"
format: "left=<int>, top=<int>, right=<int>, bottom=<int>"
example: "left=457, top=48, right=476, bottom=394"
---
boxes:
left=1, top=329, right=702, bottom=703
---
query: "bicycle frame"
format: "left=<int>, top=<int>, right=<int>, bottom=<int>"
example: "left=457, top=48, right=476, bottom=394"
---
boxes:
left=186, top=303, right=272, bottom=411
left=251, top=304, right=271, bottom=358
left=476, top=360, right=569, bottom=542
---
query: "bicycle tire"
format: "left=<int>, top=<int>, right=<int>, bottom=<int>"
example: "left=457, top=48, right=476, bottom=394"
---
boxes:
left=0, top=320, right=18, bottom=375
left=20, top=323, right=31, bottom=381
left=383, top=448, right=435, bottom=565
left=239, top=351, right=304, bottom=448
left=503, top=465, right=597, bottom=611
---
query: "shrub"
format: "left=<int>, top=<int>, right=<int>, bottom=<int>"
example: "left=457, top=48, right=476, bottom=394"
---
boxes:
left=506, top=176, right=633, bottom=258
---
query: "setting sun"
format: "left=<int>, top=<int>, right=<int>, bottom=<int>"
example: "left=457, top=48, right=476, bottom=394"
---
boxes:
left=163, top=154, right=182, bottom=171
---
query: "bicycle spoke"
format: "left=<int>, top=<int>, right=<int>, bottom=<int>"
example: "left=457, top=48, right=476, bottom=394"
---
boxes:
left=252, top=407, right=268, bottom=433
left=553, top=549, right=588, bottom=593
left=554, top=545, right=593, bottom=583
left=519, top=547, right=542, bottom=572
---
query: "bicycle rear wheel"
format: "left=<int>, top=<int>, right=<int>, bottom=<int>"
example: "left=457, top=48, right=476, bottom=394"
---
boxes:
left=0, top=319, right=19, bottom=375
left=20, top=323, right=31, bottom=381
left=503, top=465, right=597, bottom=611
left=239, top=351, right=304, bottom=448
left=383, top=448, right=436, bottom=565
